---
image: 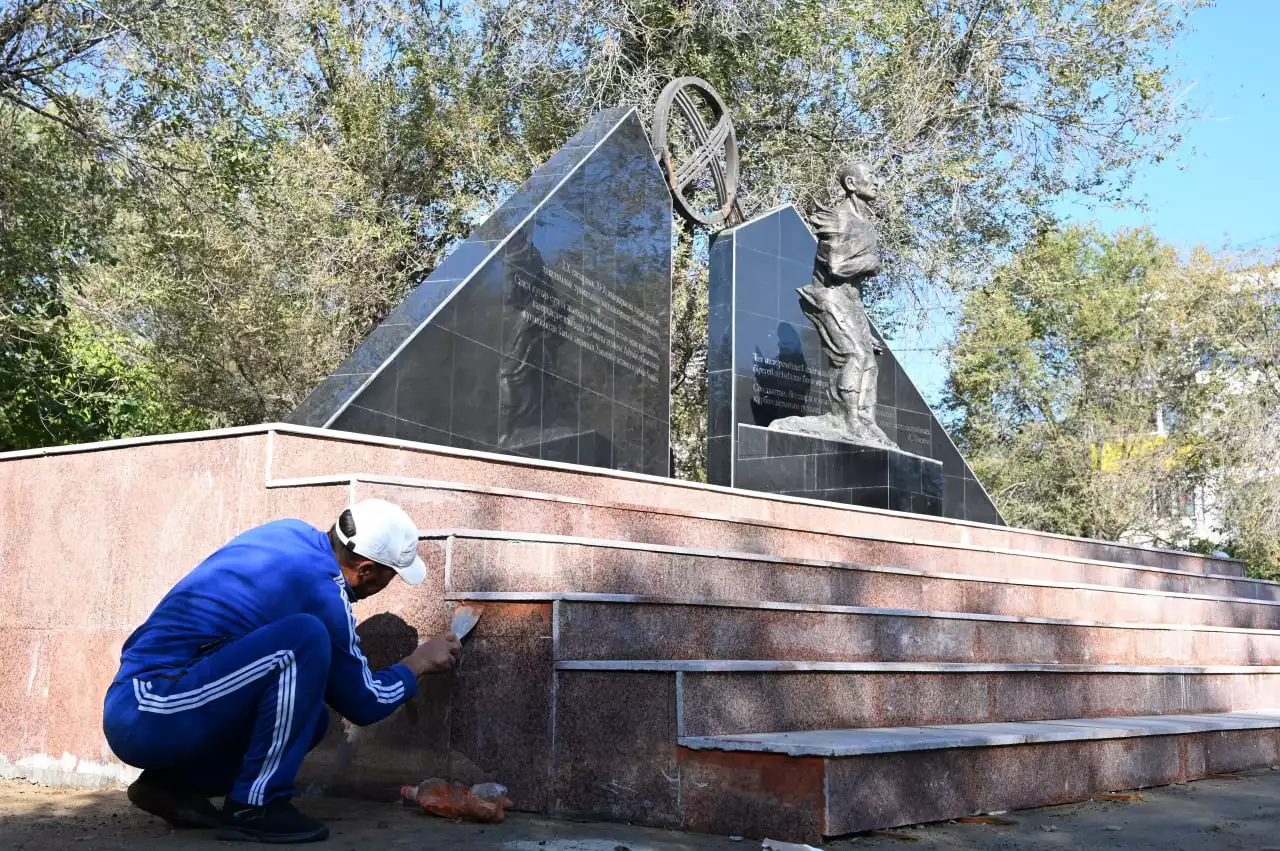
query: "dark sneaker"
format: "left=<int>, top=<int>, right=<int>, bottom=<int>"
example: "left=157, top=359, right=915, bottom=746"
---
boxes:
left=217, top=798, right=329, bottom=843
left=126, top=770, right=221, bottom=828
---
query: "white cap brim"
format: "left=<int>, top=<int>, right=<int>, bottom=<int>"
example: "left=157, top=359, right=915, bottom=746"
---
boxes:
left=395, top=554, right=427, bottom=586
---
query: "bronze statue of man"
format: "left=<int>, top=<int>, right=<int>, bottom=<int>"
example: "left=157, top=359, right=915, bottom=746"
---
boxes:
left=770, top=161, right=898, bottom=448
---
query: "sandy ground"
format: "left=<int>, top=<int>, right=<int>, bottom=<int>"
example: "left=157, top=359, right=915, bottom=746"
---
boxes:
left=3, top=769, right=1279, bottom=850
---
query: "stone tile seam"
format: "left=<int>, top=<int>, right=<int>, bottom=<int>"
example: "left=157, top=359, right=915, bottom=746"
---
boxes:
left=326, top=473, right=1256, bottom=584
left=438, top=590, right=1280, bottom=637
left=729, top=229, right=736, bottom=489
left=717, top=203, right=800, bottom=237
left=546, top=668, right=559, bottom=812
left=676, top=711, right=1280, bottom=757
left=443, top=536, right=454, bottom=595
left=675, top=671, right=685, bottom=738
left=427, top=532, right=1279, bottom=608
left=553, top=660, right=1280, bottom=674
left=0, top=423, right=278, bottom=462
left=550, top=598, right=561, bottom=659
left=249, top=431, right=1244, bottom=568
left=822, top=757, right=832, bottom=835
left=319, top=108, right=644, bottom=428
left=264, top=429, right=275, bottom=483
left=676, top=730, right=1131, bottom=757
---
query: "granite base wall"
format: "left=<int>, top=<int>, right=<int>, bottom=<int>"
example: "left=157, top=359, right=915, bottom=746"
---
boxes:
left=0, top=424, right=1257, bottom=833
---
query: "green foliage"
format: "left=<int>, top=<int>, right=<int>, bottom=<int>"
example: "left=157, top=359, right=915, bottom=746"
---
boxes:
left=947, top=224, right=1280, bottom=577
left=1, top=0, right=1204, bottom=478
left=0, top=104, right=197, bottom=450
left=0, top=312, right=205, bottom=451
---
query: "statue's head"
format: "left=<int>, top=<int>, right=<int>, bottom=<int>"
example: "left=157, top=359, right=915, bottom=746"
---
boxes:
left=837, top=161, right=878, bottom=202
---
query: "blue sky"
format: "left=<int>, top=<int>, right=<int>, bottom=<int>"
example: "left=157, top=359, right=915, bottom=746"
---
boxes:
left=895, top=0, right=1280, bottom=405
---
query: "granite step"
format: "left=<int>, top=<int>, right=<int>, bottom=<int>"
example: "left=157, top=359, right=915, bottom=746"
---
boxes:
left=550, top=661, right=1280, bottom=735
left=437, top=532, right=1280, bottom=628
left=425, top=525, right=1275, bottom=603
left=363, top=477, right=1260, bottom=590
left=264, top=452, right=1247, bottom=579
left=674, top=710, right=1280, bottom=839
left=548, top=596, right=1280, bottom=666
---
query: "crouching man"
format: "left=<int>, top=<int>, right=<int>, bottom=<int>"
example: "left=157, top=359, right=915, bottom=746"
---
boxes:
left=103, top=499, right=461, bottom=843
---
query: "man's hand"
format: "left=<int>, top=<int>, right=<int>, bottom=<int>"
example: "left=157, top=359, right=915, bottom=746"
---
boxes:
left=402, top=632, right=463, bottom=677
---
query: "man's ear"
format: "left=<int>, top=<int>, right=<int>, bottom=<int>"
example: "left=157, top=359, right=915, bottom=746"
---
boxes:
left=353, top=558, right=379, bottom=581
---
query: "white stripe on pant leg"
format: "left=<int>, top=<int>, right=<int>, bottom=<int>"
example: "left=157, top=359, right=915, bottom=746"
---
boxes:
left=136, top=659, right=281, bottom=712
left=250, top=651, right=297, bottom=806
left=250, top=655, right=290, bottom=806
left=134, top=652, right=288, bottom=712
left=134, top=654, right=288, bottom=714
left=137, top=661, right=279, bottom=708
left=136, top=652, right=285, bottom=702
left=135, top=662, right=281, bottom=714
left=261, top=656, right=296, bottom=805
left=252, top=654, right=297, bottom=806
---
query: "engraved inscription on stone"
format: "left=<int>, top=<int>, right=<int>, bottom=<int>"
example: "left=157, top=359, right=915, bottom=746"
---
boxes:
left=751, top=353, right=825, bottom=417
left=514, top=261, right=663, bottom=384
left=897, top=422, right=932, bottom=454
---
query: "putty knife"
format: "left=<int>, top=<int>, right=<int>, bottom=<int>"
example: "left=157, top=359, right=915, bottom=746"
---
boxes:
left=451, top=604, right=483, bottom=641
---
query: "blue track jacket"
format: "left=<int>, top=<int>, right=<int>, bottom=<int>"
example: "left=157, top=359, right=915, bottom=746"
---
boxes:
left=113, top=519, right=417, bottom=726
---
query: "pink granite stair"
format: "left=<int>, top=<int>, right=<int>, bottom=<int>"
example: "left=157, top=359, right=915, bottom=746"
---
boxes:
left=433, top=532, right=1280, bottom=628
left=676, top=712, right=1280, bottom=839
left=552, top=598, right=1280, bottom=666
left=0, top=425, right=1259, bottom=837
left=257, top=434, right=1276, bottom=841
left=263, top=433, right=1246, bottom=579
left=419, top=524, right=1280, bottom=840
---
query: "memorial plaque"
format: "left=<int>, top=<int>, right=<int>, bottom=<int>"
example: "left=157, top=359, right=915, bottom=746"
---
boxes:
left=707, top=205, right=1003, bottom=524
left=288, top=107, right=673, bottom=476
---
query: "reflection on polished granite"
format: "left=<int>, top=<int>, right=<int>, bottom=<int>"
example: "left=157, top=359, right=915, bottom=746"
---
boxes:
left=288, top=108, right=673, bottom=477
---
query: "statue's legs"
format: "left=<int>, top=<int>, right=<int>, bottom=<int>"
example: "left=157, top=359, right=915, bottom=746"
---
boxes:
left=851, top=303, right=880, bottom=426
left=781, top=280, right=894, bottom=448
left=831, top=347, right=877, bottom=431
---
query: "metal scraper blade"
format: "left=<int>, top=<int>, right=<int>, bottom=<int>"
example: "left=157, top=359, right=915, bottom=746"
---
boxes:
left=451, top=604, right=483, bottom=641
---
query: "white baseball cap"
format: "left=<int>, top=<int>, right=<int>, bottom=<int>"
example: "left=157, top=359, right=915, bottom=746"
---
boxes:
left=334, top=499, right=427, bottom=585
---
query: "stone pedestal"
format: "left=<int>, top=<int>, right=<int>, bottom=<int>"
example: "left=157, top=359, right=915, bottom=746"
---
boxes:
left=735, top=424, right=943, bottom=514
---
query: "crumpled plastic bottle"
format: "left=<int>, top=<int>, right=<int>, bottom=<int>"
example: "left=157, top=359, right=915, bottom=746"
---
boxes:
left=400, top=778, right=513, bottom=823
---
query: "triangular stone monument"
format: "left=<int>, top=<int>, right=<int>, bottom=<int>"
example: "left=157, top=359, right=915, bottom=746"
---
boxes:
left=289, top=108, right=673, bottom=476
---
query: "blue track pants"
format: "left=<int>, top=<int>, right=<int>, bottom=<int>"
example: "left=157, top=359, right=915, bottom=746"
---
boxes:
left=104, top=613, right=334, bottom=804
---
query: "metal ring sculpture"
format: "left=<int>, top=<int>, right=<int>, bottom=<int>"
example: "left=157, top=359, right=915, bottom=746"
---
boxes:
left=651, top=77, right=740, bottom=229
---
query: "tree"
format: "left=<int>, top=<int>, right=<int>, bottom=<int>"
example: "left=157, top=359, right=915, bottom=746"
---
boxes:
left=1191, top=263, right=1280, bottom=577
left=471, top=0, right=1203, bottom=475
left=2, top=0, right=1204, bottom=471
left=946, top=224, right=1280, bottom=576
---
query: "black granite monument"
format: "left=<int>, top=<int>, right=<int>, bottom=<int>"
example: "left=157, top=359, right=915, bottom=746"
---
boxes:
left=288, top=107, right=673, bottom=476
left=707, top=205, right=1003, bottom=524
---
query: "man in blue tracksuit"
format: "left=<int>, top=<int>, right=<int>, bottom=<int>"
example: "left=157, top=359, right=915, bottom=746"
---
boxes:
left=103, top=499, right=461, bottom=843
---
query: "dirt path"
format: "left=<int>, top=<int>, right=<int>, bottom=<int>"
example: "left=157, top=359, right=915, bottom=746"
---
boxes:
left=3, top=769, right=1278, bottom=850
left=0, top=782, right=732, bottom=851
